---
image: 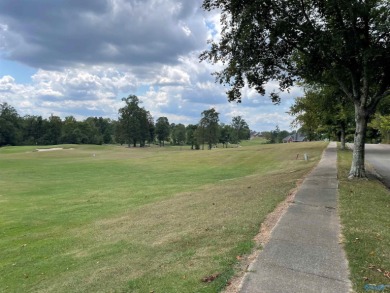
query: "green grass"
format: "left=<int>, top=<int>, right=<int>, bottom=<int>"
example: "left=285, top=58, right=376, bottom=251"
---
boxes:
left=240, top=137, right=269, bottom=146
left=0, top=142, right=327, bottom=292
left=338, top=149, right=390, bottom=293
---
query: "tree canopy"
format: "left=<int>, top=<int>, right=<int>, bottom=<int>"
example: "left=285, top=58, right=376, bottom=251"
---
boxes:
left=290, top=84, right=354, bottom=148
left=201, top=0, right=390, bottom=177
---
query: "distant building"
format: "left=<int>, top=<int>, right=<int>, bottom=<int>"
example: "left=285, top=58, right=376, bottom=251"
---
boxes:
left=283, top=133, right=307, bottom=143
left=250, top=131, right=263, bottom=139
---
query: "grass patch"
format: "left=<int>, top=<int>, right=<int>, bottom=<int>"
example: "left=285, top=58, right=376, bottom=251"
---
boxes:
left=240, top=137, right=269, bottom=146
left=338, top=149, right=390, bottom=293
left=0, top=142, right=326, bottom=292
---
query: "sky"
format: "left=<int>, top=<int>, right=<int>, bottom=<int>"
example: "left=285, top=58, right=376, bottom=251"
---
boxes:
left=0, top=0, right=302, bottom=132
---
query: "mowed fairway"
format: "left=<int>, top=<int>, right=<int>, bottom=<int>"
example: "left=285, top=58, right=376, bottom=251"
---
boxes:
left=0, top=142, right=327, bottom=292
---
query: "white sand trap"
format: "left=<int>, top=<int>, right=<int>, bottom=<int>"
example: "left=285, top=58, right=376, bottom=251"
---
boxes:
left=36, top=148, right=64, bottom=152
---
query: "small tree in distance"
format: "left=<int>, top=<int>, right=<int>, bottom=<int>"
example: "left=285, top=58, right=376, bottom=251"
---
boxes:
left=197, top=108, right=220, bottom=150
left=155, top=117, right=170, bottom=146
left=171, top=123, right=186, bottom=146
left=186, top=124, right=198, bottom=149
left=231, top=116, right=250, bottom=142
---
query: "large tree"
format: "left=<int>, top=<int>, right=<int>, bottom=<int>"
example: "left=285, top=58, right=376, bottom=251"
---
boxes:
left=118, top=95, right=150, bottom=147
left=201, top=0, right=390, bottom=178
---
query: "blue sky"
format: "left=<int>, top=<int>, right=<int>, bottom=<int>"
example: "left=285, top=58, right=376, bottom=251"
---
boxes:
left=0, top=59, right=35, bottom=83
left=0, top=0, right=301, bottom=131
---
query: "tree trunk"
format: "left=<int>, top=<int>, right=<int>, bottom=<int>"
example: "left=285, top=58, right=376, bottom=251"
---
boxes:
left=340, top=122, right=346, bottom=150
left=349, top=105, right=368, bottom=178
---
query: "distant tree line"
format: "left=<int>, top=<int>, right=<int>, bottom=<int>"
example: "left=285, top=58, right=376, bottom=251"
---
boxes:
left=0, top=95, right=251, bottom=148
left=0, top=102, right=115, bottom=146
left=115, top=95, right=250, bottom=149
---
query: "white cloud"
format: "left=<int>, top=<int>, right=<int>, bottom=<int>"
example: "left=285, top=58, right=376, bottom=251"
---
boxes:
left=0, top=75, right=15, bottom=91
left=0, top=60, right=299, bottom=130
left=0, top=0, right=300, bottom=131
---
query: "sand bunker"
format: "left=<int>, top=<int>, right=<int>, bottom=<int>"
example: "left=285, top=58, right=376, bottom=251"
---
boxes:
left=36, top=148, right=64, bottom=152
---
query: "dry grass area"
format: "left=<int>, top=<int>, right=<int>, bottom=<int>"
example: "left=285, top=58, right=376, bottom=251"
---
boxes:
left=0, top=142, right=327, bottom=292
left=222, top=181, right=300, bottom=293
left=49, top=172, right=306, bottom=292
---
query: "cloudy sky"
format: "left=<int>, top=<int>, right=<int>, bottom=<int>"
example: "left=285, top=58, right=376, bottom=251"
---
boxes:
left=0, top=0, right=302, bottom=131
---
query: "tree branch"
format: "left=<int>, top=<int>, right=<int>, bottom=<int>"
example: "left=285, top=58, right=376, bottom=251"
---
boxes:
left=334, top=75, right=353, bottom=101
left=299, top=0, right=315, bottom=31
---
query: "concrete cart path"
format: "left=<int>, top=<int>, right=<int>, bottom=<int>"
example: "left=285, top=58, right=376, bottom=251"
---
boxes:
left=239, top=142, right=351, bottom=293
